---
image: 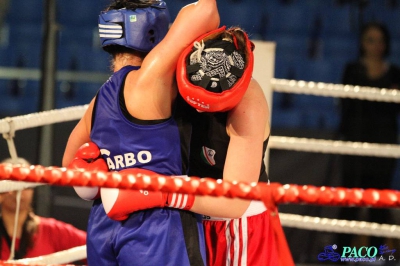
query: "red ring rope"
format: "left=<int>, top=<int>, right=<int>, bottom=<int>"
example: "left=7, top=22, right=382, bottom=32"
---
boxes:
left=0, top=163, right=399, bottom=208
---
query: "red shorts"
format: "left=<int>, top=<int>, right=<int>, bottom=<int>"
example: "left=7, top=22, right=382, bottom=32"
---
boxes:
left=203, top=202, right=279, bottom=266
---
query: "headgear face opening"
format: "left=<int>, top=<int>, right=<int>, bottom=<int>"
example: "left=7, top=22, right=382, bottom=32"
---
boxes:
left=177, top=26, right=255, bottom=112
left=99, top=1, right=170, bottom=53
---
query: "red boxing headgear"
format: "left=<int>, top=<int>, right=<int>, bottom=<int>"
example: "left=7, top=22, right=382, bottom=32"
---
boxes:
left=177, top=26, right=255, bottom=112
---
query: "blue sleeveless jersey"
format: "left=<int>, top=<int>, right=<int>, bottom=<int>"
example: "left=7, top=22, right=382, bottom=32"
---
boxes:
left=91, top=66, right=183, bottom=175
left=87, top=66, right=205, bottom=266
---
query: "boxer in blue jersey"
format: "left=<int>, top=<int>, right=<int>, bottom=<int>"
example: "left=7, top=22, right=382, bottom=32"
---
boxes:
left=62, top=0, right=220, bottom=265
left=87, top=65, right=205, bottom=265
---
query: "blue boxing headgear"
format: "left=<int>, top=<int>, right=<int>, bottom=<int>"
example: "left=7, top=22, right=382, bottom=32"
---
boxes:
left=99, top=1, right=170, bottom=53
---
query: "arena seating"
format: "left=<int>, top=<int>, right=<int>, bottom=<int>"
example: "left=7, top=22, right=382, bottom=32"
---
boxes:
left=0, top=0, right=399, bottom=129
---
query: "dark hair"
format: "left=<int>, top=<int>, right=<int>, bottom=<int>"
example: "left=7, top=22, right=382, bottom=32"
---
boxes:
left=0, top=197, right=37, bottom=258
left=23, top=212, right=37, bottom=251
left=221, top=27, right=249, bottom=54
left=359, top=22, right=391, bottom=58
left=106, top=0, right=160, bottom=11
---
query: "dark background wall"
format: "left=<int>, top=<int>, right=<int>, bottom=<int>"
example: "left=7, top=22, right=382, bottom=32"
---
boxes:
left=0, top=0, right=399, bottom=264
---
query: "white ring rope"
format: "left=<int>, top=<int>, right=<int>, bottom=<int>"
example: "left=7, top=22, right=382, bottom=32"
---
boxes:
left=0, top=105, right=87, bottom=134
left=0, top=80, right=397, bottom=159
left=2, top=118, right=19, bottom=162
left=10, top=245, right=86, bottom=265
left=0, top=181, right=44, bottom=193
left=1, top=107, right=400, bottom=158
left=5, top=69, right=397, bottom=102
left=269, top=136, right=400, bottom=158
left=272, top=78, right=400, bottom=102
left=279, top=213, right=400, bottom=239
left=0, top=79, right=397, bottom=134
left=9, top=190, right=21, bottom=261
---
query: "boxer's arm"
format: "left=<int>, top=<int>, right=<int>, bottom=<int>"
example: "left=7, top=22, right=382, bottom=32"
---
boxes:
left=140, top=0, right=220, bottom=79
left=137, top=0, right=220, bottom=97
left=191, top=79, right=271, bottom=218
left=101, top=168, right=194, bottom=221
left=62, top=98, right=95, bottom=167
left=123, top=0, right=220, bottom=121
left=224, top=79, right=270, bottom=184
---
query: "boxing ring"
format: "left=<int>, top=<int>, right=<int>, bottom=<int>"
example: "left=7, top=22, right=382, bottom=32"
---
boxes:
left=0, top=41, right=400, bottom=265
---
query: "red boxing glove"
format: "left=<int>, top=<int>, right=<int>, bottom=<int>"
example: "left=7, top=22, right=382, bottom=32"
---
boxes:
left=101, top=168, right=194, bottom=221
left=68, top=142, right=108, bottom=201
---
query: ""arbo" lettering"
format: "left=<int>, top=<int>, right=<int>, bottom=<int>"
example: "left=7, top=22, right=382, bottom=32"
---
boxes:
left=100, top=149, right=152, bottom=170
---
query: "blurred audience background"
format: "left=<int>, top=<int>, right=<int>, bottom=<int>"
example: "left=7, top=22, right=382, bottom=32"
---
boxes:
left=0, top=0, right=399, bottom=264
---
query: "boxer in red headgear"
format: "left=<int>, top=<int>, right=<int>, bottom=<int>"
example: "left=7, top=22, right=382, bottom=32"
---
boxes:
left=176, top=27, right=295, bottom=266
left=177, top=26, right=254, bottom=112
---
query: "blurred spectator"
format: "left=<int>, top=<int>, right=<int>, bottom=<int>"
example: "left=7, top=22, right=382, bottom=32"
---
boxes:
left=0, top=158, right=86, bottom=262
left=337, top=22, right=400, bottom=248
left=0, top=0, right=9, bottom=26
left=0, top=0, right=9, bottom=37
